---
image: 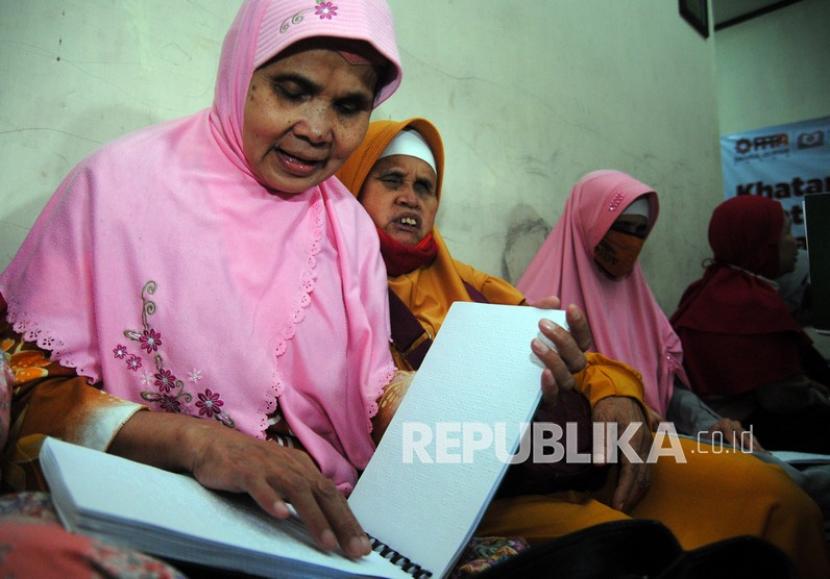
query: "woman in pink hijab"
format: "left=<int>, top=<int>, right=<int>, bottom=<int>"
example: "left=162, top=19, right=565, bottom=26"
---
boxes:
left=517, top=170, right=756, bottom=443
left=0, top=0, right=402, bottom=558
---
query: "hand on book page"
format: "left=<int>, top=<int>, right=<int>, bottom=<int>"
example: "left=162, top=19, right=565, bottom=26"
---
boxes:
left=190, top=424, right=373, bottom=559
left=113, top=412, right=372, bottom=559
left=530, top=301, right=594, bottom=404
left=40, top=438, right=414, bottom=579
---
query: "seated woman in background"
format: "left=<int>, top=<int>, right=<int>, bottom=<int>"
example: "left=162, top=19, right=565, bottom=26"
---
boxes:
left=338, top=124, right=830, bottom=577
left=517, top=169, right=830, bottom=519
left=0, top=0, right=405, bottom=559
left=671, top=195, right=830, bottom=453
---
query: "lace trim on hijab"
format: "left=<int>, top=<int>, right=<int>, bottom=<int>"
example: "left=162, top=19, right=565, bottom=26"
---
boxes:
left=363, top=362, right=397, bottom=433
left=3, top=298, right=93, bottom=383
left=259, top=195, right=326, bottom=434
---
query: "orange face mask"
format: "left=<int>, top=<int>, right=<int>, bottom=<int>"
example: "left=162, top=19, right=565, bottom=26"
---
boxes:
left=594, top=230, right=646, bottom=279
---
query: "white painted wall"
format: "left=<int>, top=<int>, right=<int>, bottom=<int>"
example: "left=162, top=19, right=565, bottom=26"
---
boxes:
left=0, top=0, right=239, bottom=271
left=715, top=0, right=830, bottom=135
left=0, top=0, right=723, bottom=314
left=378, top=0, right=722, bottom=313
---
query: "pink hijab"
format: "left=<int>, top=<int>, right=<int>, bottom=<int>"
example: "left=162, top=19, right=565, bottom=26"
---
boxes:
left=0, top=0, right=402, bottom=493
left=517, top=170, right=686, bottom=415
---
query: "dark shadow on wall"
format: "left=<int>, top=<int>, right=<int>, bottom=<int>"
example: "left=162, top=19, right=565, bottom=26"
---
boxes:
left=501, top=204, right=551, bottom=284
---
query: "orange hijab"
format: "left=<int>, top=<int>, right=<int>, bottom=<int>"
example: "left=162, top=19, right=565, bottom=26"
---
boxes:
left=337, top=118, right=523, bottom=338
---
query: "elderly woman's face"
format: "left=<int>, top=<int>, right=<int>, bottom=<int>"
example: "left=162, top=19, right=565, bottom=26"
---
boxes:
left=243, top=48, right=378, bottom=194
left=359, top=155, right=438, bottom=245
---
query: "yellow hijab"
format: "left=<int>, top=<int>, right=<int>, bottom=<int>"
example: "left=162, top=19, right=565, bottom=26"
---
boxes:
left=336, top=118, right=524, bottom=340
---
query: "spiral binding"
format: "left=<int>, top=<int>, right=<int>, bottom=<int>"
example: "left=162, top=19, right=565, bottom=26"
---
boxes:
left=370, top=536, right=432, bottom=578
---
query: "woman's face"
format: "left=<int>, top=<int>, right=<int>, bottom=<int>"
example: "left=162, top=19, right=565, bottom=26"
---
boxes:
left=243, top=48, right=378, bottom=194
left=593, top=213, right=649, bottom=280
left=777, top=213, right=798, bottom=275
left=359, top=154, right=438, bottom=245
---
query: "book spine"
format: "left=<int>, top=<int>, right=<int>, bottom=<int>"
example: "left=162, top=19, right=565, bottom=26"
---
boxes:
left=370, top=537, right=432, bottom=578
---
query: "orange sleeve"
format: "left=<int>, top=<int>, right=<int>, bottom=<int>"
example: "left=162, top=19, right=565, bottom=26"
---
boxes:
left=574, top=352, right=645, bottom=408
left=2, top=315, right=144, bottom=491
left=453, top=260, right=526, bottom=306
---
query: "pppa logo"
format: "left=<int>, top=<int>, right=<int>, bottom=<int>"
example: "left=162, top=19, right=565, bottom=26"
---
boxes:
left=796, top=130, right=825, bottom=150
left=735, top=133, right=788, bottom=154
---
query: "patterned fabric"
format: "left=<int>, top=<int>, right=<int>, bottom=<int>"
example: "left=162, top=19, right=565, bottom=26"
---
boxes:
left=450, top=536, right=529, bottom=578
left=0, top=491, right=186, bottom=578
left=1, top=308, right=144, bottom=491
left=251, top=0, right=401, bottom=103
left=0, top=307, right=306, bottom=491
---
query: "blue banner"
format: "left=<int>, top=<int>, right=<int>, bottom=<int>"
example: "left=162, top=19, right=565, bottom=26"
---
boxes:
left=720, top=116, right=830, bottom=243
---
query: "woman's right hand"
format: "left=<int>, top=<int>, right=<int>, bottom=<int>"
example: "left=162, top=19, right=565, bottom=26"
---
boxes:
left=530, top=300, right=594, bottom=404
left=111, top=411, right=371, bottom=559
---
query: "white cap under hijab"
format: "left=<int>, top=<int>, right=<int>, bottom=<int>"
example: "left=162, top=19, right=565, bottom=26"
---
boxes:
left=378, top=129, right=437, bottom=174
left=622, top=197, right=650, bottom=219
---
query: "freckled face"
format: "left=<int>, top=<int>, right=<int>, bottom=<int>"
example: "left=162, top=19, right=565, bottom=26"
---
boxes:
left=359, top=155, right=438, bottom=245
left=242, top=48, right=378, bottom=195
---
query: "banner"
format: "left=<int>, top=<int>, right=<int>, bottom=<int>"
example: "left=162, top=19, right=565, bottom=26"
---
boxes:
left=720, top=116, right=830, bottom=243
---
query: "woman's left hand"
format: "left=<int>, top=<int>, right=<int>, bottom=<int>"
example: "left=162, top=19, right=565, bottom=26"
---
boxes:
left=592, top=396, right=653, bottom=513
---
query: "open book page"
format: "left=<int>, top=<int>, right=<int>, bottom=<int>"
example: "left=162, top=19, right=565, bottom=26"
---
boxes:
left=350, top=302, right=566, bottom=579
left=770, top=450, right=830, bottom=465
left=40, top=437, right=410, bottom=579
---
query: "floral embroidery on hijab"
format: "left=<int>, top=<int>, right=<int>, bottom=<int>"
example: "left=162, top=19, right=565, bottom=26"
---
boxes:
left=315, top=1, right=338, bottom=19
left=113, top=281, right=235, bottom=428
left=608, top=192, right=625, bottom=212
left=280, top=1, right=339, bottom=34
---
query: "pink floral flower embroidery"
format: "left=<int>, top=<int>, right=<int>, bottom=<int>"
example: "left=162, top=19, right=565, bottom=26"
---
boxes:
left=154, top=369, right=177, bottom=393
left=159, top=395, right=182, bottom=413
left=314, top=2, right=337, bottom=19
left=139, top=329, right=162, bottom=353
left=126, top=280, right=236, bottom=426
left=196, top=389, right=224, bottom=417
left=125, top=355, right=143, bottom=372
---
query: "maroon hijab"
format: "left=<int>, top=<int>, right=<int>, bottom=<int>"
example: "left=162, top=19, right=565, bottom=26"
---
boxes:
left=671, top=196, right=804, bottom=396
